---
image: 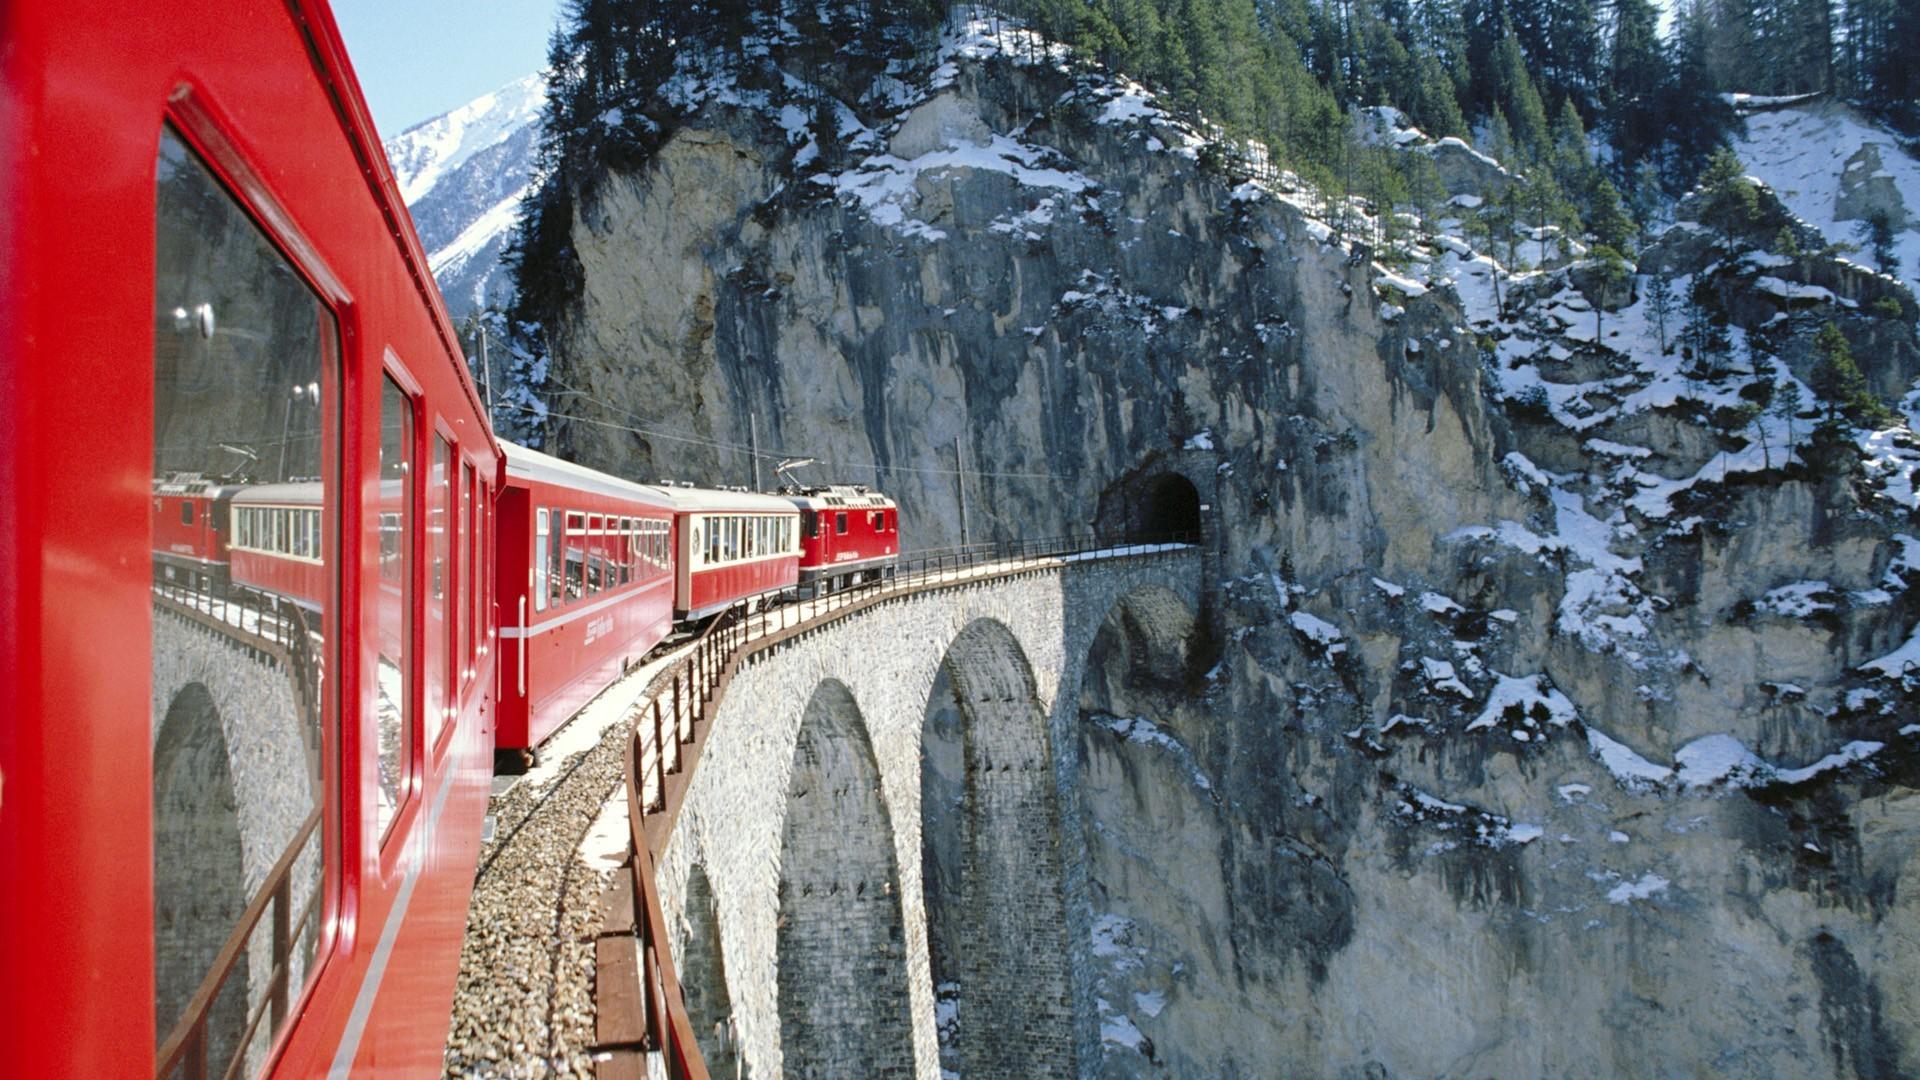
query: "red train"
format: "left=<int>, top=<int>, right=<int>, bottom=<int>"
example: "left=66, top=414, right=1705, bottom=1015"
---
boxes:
left=782, top=484, right=900, bottom=593
left=0, top=1, right=898, bottom=1076
left=152, top=473, right=247, bottom=589
left=495, top=442, right=678, bottom=752
left=3, top=0, right=503, bottom=1076
left=655, top=486, right=804, bottom=619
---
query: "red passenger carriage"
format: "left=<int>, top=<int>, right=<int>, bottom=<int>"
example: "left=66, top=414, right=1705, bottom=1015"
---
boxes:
left=496, top=442, right=677, bottom=752
left=0, top=1, right=504, bottom=1076
left=229, top=482, right=328, bottom=611
left=658, top=487, right=803, bottom=619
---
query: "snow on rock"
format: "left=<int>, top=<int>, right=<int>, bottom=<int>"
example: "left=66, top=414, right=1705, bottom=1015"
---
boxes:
left=384, top=72, right=546, bottom=205
left=1861, top=623, right=1920, bottom=681
left=1674, top=734, right=1769, bottom=789
left=1734, top=101, right=1920, bottom=297
left=1467, top=672, right=1578, bottom=733
left=1587, top=727, right=1675, bottom=790
left=1289, top=610, right=1348, bottom=656
left=1752, top=580, right=1840, bottom=619
left=1421, top=656, right=1472, bottom=697
left=1606, top=873, right=1670, bottom=905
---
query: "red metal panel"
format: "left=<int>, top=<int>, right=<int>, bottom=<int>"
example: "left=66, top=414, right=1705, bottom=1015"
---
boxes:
left=686, top=555, right=802, bottom=616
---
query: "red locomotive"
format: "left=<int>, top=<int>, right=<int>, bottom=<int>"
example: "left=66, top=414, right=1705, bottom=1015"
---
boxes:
left=1, top=0, right=504, bottom=1076
left=784, top=484, right=900, bottom=593
left=152, top=473, right=247, bottom=589
left=495, top=441, right=677, bottom=751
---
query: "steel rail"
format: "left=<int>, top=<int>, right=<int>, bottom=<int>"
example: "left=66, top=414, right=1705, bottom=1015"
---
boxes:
left=591, top=532, right=1200, bottom=1076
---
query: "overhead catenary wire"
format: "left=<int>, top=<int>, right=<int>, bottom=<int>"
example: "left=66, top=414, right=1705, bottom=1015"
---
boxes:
left=495, top=401, right=1072, bottom=483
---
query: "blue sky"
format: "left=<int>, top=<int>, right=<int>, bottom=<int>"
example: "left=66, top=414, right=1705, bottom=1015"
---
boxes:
left=332, top=0, right=565, bottom=137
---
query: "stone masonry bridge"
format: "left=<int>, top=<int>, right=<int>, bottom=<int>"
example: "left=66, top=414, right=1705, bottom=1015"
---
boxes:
left=620, top=544, right=1206, bottom=1080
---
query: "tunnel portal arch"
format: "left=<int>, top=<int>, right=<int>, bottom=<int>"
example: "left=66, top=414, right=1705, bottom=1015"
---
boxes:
left=1095, top=466, right=1206, bottom=544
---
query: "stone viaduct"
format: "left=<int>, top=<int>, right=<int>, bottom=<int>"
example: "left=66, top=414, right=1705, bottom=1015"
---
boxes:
left=651, top=549, right=1206, bottom=1079
left=150, top=602, right=322, bottom=1072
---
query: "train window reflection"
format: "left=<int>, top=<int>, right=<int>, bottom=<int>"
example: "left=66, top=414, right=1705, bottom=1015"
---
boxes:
left=535, top=510, right=550, bottom=613
left=375, top=376, right=413, bottom=840
left=150, top=125, right=330, bottom=1080
left=428, top=437, right=451, bottom=746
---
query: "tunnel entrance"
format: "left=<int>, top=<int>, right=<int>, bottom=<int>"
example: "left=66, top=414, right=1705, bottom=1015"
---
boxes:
left=1095, top=470, right=1202, bottom=543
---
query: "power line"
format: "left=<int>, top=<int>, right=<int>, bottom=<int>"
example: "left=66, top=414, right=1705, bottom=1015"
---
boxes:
left=497, top=402, right=1071, bottom=483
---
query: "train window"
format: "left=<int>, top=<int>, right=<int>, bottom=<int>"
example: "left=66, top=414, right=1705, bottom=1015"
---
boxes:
left=836, top=511, right=849, bottom=535
left=549, top=508, right=565, bottom=607
left=462, top=462, right=475, bottom=681
left=534, top=510, right=550, bottom=612
left=151, top=126, right=332, bottom=1078
left=180, top=501, right=194, bottom=525
left=802, top=510, right=816, bottom=539
left=564, top=512, right=585, bottom=600
left=429, top=437, right=452, bottom=747
left=707, top=518, right=719, bottom=565
left=375, top=376, right=413, bottom=842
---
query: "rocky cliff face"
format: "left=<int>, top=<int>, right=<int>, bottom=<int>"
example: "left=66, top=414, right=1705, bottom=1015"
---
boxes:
left=530, top=20, right=1920, bottom=1079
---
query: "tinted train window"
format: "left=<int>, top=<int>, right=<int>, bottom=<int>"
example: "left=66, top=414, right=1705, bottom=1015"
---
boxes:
left=428, top=437, right=451, bottom=746
left=461, top=462, right=475, bottom=680
left=836, top=512, right=849, bottom=535
left=548, top=508, right=565, bottom=607
left=375, top=376, right=413, bottom=839
left=151, top=127, right=329, bottom=1080
left=534, top=510, right=550, bottom=613
left=564, top=512, right=585, bottom=599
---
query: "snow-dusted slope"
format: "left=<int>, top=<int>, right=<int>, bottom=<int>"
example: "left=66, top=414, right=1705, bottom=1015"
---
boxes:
left=1733, top=99, right=1920, bottom=296
left=382, top=73, right=545, bottom=318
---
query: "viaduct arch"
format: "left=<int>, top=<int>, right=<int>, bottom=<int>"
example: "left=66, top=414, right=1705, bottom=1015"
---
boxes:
left=652, top=552, right=1203, bottom=1078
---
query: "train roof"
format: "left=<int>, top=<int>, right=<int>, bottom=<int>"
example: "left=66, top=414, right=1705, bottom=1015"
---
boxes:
left=643, top=485, right=799, bottom=515
left=777, top=485, right=896, bottom=511
left=231, top=481, right=325, bottom=505
left=153, top=473, right=248, bottom=497
left=502, top=441, right=676, bottom=510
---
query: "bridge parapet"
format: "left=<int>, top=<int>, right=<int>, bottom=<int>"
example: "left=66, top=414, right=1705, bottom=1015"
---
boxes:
left=593, top=536, right=1202, bottom=1079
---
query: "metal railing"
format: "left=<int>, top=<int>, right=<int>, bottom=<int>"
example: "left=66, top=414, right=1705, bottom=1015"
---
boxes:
left=155, top=810, right=322, bottom=1080
left=151, top=569, right=328, bottom=1080
left=595, top=531, right=1199, bottom=1077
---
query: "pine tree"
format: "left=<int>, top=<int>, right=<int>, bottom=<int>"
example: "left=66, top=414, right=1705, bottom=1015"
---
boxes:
left=1810, top=321, right=1889, bottom=426
left=1590, top=244, right=1630, bottom=342
left=1605, top=0, right=1666, bottom=172
left=1696, top=146, right=1759, bottom=242
left=1587, top=177, right=1637, bottom=254
left=1492, top=28, right=1550, bottom=160
left=1647, top=264, right=1674, bottom=353
left=1860, top=210, right=1901, bottom=278
left=1663, top=0, right=1740, bottom=193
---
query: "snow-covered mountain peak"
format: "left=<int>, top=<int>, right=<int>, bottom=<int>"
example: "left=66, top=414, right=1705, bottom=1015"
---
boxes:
left=387, top=72, right=546, bottom=206
left=381, top=73, right=546, bottom=319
